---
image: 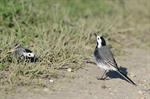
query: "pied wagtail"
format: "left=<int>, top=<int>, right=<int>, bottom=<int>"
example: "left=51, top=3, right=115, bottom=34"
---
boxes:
left=93, top=34, right=136, bottom=85
left=9, top=43, right=37, bottom=62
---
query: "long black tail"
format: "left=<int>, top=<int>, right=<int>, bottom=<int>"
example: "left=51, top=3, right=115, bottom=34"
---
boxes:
left=116, top=70, right=137, bottom=86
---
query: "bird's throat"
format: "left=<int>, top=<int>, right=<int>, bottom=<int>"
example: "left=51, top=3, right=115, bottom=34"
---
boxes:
left=97, top=42, right=101, bottom=48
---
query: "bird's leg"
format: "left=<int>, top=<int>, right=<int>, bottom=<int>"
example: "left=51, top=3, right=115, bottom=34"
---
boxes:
left=97, top=70, right=107, bottom=80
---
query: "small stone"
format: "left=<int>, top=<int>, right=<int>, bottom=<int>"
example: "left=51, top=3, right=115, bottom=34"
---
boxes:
left=130, top=73, right=136, bottom=77
left=110, top=92, right=114, bottom=95
left=108, top=87, right=111, bottom=90
left=138, top=90, right=143, bottom=95
left=67, top=68, right=72, bottom=72
left=143, top=80, right=147, bottom=83
left=49, top=79, right=54, bottom=83
left=43, top=88, right=49, bottom=92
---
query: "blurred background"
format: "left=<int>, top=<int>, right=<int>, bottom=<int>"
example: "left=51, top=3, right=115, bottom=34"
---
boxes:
left=0, top=0, right=150, bottom=96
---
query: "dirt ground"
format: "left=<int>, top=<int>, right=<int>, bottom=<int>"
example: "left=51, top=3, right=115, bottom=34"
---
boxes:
left=1, top=48, right=150, bottom=99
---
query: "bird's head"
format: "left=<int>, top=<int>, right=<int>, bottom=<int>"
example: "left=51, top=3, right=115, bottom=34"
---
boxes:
left=22, top=52, right=35, bottom=58
left=96, top=35, right=106, bottom=48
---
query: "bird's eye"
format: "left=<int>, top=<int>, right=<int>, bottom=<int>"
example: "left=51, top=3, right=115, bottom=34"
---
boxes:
left=28, top=54, right=31, bottom=56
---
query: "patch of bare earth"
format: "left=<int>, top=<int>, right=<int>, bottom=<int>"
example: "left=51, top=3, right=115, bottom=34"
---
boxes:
left=1, top=48, right=150, bottom=99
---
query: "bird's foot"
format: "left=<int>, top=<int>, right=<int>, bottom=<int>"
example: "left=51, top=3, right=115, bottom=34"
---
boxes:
left=97, top=77, right=106, bottom=80
left=96, top=76, right=109, bottom=80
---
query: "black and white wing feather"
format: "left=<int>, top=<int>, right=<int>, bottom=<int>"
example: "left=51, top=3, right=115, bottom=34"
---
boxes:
left=94, top=46, right=119, bottom=69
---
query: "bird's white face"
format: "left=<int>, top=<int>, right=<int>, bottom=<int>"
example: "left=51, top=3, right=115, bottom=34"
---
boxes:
left=96, top=36, right=102, bottom=48
left=23, top=52, right=35, bottom=57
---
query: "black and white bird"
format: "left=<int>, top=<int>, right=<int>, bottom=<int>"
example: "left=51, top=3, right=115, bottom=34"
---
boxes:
left=93, top=34, right=136, bottom=85
left=9, top=44, right=38, bottom=62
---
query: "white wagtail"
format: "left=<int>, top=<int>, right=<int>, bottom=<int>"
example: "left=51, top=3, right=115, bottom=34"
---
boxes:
left=93, top=34, right=136, bottom=85
left=9, top=44, right=37, bottom=62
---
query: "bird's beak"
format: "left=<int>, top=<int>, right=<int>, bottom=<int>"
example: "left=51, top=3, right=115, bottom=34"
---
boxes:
left=94, top=32, right=97, bottom=37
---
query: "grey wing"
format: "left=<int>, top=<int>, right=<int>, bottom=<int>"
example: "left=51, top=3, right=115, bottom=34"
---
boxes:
left=99, top=46, right=119, bottom=69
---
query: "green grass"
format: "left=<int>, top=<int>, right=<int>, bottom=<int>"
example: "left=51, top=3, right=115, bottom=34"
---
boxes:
left=0, top=0, right=150, bottom=91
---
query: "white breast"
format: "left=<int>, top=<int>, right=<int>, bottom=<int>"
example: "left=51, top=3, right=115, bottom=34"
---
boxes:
left=97, top=63, right=110, bottom=70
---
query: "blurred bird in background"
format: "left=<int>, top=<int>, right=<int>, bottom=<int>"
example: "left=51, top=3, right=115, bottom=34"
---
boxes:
left=8, top=43, right=38, bottom=63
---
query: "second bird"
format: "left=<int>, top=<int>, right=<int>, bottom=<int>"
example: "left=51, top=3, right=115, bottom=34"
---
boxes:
left=9, top=44, right=38, bottom=62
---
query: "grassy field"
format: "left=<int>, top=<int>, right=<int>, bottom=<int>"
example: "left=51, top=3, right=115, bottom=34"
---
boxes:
left=0, top=0, right=150, bottom=92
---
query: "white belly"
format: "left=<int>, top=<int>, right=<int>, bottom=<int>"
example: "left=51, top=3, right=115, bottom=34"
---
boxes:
left=97, top=63, right=117, bottom=71
left=93, top=55, right=116, bottom=71
left=97, top=63, right=110, bottom=70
